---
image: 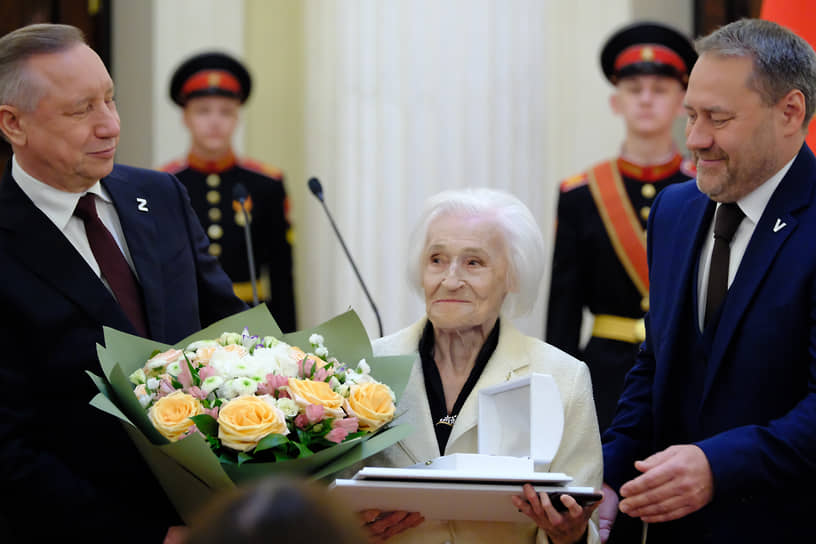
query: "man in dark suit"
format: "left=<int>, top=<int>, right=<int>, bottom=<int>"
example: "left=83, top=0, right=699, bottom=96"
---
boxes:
left=0, top=24, right=246, bottom=542
left=600, top=19, right=816, bottom=543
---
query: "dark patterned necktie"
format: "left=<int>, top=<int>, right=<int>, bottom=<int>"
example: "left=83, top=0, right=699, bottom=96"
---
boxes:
left=74, top=194, right=148, bottom=336
left=704, top=202, right=745, bottom=328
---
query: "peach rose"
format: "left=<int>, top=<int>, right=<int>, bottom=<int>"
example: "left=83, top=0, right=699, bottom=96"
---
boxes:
left=288, top=378, right=344, bottom=417
left=217, top=395, right=289, bottom=452
left=344, top=382, right=395, bottom=431
left=148, top=390, right=203, bottom=441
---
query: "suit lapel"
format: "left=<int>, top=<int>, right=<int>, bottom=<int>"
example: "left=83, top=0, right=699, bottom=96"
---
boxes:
left=703, top=146, right=816, bottom=401
left=652, top=190, right=713, bottom=418
left=102, top=170, right=165, bottom=338
left=446, top=321, right=529, bottom=454
left=0, top=168, right=134, bottom=334
left=395, top=360, right=440, bottom=462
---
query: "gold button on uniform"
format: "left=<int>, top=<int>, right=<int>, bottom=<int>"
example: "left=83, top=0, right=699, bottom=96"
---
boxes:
left=206, top=190, right=221, bottom=205
left=207, top=224, right=224, bottom=240
left=641, top=296, right=649, bottom=312
left=208, top=243, right=222, bottom=257
left=640, top=206, right=650, bottom=221
left=206, top=174, right=221, bottom=188
left=208, top=207, right=222, bottom=222
left=641, top=183, right=656, bottom=198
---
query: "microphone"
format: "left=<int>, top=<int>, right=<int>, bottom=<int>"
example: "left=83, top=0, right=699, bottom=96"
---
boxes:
left=232, top=182, right=259, bottom=306
left=308, top=177, right=383, bottom=337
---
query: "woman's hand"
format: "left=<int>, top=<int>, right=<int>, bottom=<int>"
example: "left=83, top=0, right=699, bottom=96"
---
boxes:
left=359, top=509, right=424, bottom=542
left=512, top=484, right=598, bottom=544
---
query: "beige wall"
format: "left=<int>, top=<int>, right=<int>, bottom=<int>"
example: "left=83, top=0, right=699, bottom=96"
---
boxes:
left=244, top=0, right=307, bottom=327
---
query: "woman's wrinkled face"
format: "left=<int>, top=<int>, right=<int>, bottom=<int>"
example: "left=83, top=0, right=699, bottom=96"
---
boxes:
left=422, top=212, right=510, bottom=332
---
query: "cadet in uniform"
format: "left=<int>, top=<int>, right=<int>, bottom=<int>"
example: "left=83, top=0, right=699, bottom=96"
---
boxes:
left=547, top=22, right=697, bottom=432
left=161, top=51, right=296, bottom=332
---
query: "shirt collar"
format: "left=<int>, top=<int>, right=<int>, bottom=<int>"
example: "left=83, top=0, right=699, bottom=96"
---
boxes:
left=736, top=154, right=795, bottom=224
left=11, top=154, right=109, bottom=230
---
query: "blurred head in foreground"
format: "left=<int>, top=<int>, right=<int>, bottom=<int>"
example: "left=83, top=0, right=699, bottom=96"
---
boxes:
left=185, top=477, right=366, bottom=544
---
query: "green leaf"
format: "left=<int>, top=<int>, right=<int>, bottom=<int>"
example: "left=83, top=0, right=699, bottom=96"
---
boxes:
left=254, top=433, right=289, bottom=453
left=237, top=452, right=254, bottom=465
left=292, top=441, right=314, bottom=459
left=189, top=414, right=218, bottom=437
left=184, top=352, right=201, bottom=387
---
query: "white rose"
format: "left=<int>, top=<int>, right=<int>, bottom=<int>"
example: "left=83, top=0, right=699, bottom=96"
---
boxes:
left=315, top=346, right=329, bottom=358
left=309, top=333, right=325, bottom=346
left=201, top=375, right=225, bottom=395
left=357, top=359, right=371, bottom=374
left=219, top=377, right=259, bottom=399
left=275, top=397, right=299, bottom=418
left=166, top=361, right=181, bottom=377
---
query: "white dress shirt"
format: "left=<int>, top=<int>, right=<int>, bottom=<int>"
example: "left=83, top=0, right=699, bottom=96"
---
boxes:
left=11, top=155, right=139, bottom=286
left=696, top=156, right=795, bottom=329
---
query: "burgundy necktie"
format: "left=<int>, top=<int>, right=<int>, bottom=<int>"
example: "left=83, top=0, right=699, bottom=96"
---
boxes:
left=704, top=202, right=745, bottom=328
left=74, top=194, right=148, bottom=336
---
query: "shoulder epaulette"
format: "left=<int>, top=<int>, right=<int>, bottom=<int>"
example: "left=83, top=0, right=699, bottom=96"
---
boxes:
left=680, top=157, right=697, bottom=177
left=158, top=158, right=187, bottom=174
left=559, top=172, right=589, bottom=193
left=238, top=158, right=284, bottom=180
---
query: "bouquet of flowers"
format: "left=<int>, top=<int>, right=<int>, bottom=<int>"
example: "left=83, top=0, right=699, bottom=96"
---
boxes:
left=131, top=329, right=396, bottom=463
left=88, top=305, right=413, bottom=523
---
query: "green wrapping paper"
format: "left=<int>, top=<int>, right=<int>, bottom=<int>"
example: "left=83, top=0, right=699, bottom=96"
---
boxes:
left=88, top=305, right=414, bottom=523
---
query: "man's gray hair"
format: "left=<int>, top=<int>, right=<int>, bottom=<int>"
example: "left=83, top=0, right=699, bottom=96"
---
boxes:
left=406, top=187, right=546, bottom=319
left=0, top=24, right=85, bottom=112
left=696, top=18, right=816, bottom=125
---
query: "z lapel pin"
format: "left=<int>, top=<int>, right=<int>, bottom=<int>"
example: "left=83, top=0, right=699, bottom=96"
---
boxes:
left=136, top=198, right=149, bottom=212
left=773, top=218, right=787, bottom=233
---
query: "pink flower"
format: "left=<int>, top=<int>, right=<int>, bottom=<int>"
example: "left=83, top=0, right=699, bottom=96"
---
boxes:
left=297, top=357, right=316, bottom=378
left=178, top=356, right=194, bottom=388
left=256, top=374, right=289, bottom=397
left=203, top=406, right=219, bottom=419
left=295, top=404, right=326, bottom=429
left=325, top=418, right=358, bottom=443
left=313, top=367, right=329, bottom=382
left=305, top=404, right=325, bottom=423
left=187, top=386, right=207, bottom=400
left=198, top=365, right=217, bottom=380
left=157, top=377, right=176, bottom=398
left=333, top=416, right=359, bottom=434
left=325, top=427, right=347, bottom=443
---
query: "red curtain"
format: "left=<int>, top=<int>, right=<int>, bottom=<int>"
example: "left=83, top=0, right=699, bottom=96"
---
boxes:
left=761, top=0, right=816, bottom=150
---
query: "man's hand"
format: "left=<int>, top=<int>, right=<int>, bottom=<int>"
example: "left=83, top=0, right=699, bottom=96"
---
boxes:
left=618, top=444, right=714, bottom=523
left=512, top=484, right=598, bottom=544
left=598, top=483, right=618, bottom=542
left=359, top=509, right=424, bottom=542
left=163, top=525, right=188, bottom=544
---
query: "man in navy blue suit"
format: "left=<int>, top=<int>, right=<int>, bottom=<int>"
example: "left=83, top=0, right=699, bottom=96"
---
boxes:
left=599, top=19, right=816, bottom=543
left=0, top=24, right=246, bottom=542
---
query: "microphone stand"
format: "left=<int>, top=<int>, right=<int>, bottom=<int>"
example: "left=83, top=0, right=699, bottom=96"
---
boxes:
left=234, top=185, right=259, bottom=306
left=309, top=178, right=384, bottom=338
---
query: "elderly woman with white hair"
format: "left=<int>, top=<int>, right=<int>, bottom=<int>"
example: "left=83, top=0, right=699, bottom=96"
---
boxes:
left=362, top=188, right=602, bottom=544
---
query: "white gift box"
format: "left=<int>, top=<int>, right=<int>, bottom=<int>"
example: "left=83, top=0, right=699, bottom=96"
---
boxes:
left=330, top=373, right=600, bottom=521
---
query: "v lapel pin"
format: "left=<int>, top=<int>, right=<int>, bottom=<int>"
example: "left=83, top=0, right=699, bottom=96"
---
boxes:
left=136, top=198, right=149, bottom=212
left=773, top=218, right=787, bottom=233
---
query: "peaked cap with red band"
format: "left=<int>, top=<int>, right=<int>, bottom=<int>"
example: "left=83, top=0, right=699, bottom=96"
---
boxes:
left=170, top=51, right=252, bottom=106
left=600, top=22, right=697, bottom=87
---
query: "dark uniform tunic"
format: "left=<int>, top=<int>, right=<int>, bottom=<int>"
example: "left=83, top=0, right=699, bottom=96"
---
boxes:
left=547, top=153, right=694, bottom=431
left=161, top=151, right=297, bottom=332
